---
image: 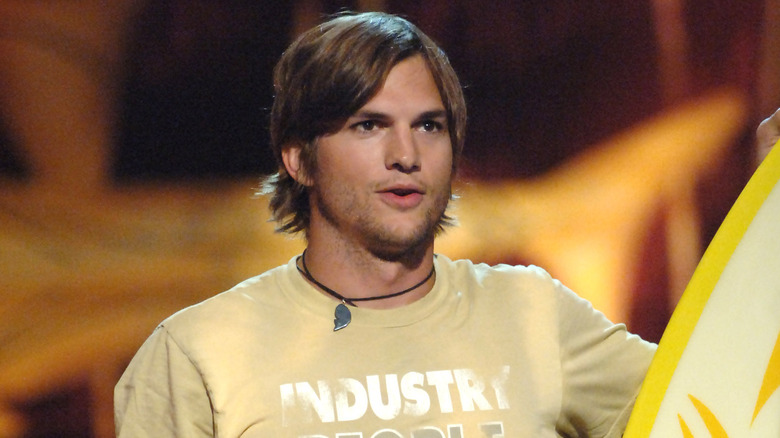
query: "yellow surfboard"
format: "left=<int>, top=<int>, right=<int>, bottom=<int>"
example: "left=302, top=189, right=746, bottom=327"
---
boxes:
left=624, top=142, right=780, bottom=437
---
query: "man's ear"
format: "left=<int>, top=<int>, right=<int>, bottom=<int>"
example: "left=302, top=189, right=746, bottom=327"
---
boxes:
left=281, top=143, right=311, bottom=186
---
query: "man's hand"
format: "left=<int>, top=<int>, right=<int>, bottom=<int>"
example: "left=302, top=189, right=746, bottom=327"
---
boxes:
left=756, top=108, right=780, bottom=166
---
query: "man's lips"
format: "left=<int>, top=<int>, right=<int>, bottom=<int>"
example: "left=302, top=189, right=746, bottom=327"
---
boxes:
left=378, top=185, right=425, bottom=208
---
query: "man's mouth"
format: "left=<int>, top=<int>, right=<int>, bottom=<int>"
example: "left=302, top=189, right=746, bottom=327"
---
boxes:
left=378, top=185, right=425, bottom=208
left=388, top=188, right=420, bottom=196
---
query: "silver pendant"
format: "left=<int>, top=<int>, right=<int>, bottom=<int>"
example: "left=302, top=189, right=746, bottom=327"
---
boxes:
left=334, top=303, right=351, bottom=331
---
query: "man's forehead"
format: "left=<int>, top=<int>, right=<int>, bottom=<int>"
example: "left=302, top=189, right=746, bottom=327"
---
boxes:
left=350, top=57, right=444, bottom=112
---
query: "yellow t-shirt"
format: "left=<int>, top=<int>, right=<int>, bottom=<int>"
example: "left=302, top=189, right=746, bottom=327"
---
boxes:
left=115, top=255, right=655, bottom=437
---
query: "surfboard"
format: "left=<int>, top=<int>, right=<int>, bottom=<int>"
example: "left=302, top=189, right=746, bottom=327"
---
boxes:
left=623, top=142, right=780, bottom=437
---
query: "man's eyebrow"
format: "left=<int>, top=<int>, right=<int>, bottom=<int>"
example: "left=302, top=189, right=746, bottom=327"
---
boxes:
left=349, top=109, right=448, bottom=120
left=350, top=110, right=391, bottom=120
left=417, top=110, right=447, bottom=120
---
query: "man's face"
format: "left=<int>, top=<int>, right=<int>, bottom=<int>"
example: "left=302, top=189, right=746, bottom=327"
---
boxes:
left=307, top=55, right=453, bottom=259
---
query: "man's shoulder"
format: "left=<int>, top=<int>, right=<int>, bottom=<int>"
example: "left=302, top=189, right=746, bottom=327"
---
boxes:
left=437, top=254, right=555, bottom=285
left=159, top=262, right=292, bottom=335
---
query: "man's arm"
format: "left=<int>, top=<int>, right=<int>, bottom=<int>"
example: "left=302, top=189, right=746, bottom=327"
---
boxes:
left=115, top=326, right=214, bottom=437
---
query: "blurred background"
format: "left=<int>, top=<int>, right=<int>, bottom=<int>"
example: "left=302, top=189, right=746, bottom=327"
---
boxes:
left=0, top=0, right=777, bottom=436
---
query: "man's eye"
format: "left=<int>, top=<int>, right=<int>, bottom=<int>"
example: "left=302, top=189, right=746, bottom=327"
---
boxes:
left=354, top=120, right=377, bottom=132
left=420, top=120, right=443, bottom=132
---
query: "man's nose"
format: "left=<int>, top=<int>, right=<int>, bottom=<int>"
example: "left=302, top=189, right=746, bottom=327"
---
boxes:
left=385, top=128, right=420, bottom=173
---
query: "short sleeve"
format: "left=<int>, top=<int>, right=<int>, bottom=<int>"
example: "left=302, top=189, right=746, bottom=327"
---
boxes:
left=115, top=326, right=215, bottom=437
left=554, top=282, right=656, bottom=437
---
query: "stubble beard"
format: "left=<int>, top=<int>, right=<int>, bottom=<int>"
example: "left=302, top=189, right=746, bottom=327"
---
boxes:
left=312, top=184, right=451, bottom=263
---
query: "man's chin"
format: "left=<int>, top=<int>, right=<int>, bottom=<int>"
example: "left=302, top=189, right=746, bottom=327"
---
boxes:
left=365, top=227, right=435, bottom=263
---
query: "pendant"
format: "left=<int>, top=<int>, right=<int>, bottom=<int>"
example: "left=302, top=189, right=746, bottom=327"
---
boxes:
left=334, top=302, right=351, bottom=331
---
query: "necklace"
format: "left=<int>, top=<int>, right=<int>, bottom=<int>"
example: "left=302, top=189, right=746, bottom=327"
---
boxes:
left=296, top=250, right=436, bottom=331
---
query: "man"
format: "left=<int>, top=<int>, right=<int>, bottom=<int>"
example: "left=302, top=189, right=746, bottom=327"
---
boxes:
left=116, top=11, right=769, bottom=437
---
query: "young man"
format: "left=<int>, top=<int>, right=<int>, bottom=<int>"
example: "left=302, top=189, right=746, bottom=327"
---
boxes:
left=114, top=12, right=657, bottom=437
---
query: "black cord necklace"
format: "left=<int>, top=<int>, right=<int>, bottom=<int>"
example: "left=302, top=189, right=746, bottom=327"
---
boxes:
left=296, top=250, right=435, bottom=331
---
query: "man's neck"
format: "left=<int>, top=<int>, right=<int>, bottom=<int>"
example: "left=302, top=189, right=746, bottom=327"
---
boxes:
left=301, top=237, right=436, bottom=309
